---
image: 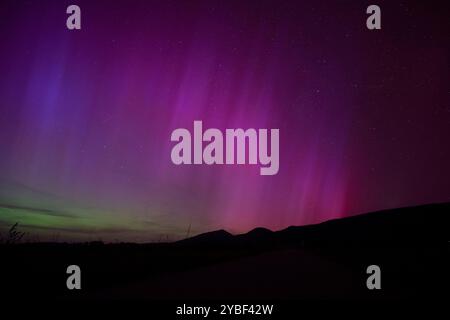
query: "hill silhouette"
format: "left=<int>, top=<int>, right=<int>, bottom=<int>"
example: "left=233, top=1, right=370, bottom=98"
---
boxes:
left=178, top=229, right=233, bottom=245
left=0, top=203, right=448, bottom=301
left=179, top=203, right=450, bottom=247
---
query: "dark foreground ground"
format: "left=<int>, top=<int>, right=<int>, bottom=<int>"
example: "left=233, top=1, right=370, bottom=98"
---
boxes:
left=0, top=203, right=449, bottom=303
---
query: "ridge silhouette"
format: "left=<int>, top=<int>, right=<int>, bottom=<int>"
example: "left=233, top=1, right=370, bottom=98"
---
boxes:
left=178, top=202, right=450, bottom=247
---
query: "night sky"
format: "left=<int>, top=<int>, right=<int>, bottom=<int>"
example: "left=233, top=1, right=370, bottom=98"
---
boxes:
left=0, top=0, right=448, bottom=242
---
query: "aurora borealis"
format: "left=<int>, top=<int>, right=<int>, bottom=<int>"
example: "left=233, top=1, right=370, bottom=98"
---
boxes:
left=0, top=0, right=449, bottom=242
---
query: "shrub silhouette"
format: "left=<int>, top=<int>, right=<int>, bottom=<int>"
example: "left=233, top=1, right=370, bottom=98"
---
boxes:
left=1, top=222, right=26, bottom=244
